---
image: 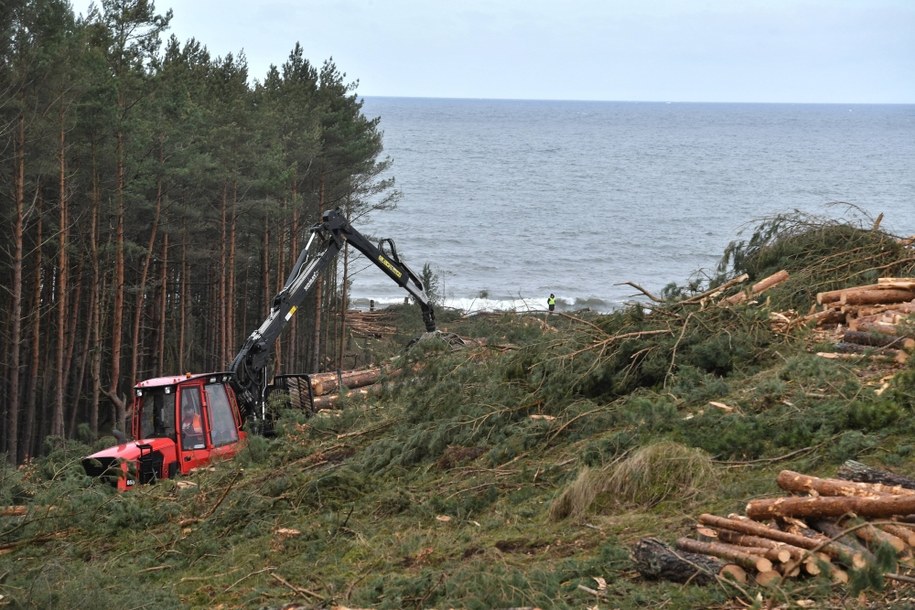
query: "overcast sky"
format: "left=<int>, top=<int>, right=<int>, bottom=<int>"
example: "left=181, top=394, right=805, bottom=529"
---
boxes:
left=69, top=0, right=915, bottom=104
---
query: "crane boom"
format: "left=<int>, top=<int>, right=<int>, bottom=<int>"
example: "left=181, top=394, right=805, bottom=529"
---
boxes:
left=228, top=208, right=436, bottom=418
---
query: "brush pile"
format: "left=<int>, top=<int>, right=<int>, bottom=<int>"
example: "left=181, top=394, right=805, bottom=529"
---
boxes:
left=633, top=462, right=915, bottom=588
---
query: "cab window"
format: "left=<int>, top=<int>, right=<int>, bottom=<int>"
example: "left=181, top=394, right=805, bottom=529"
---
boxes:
left=139, top=388, right=176, bottom=440
left=205, top=383, right=239, bottom=447
left=180, top=387, right=205, bottom=450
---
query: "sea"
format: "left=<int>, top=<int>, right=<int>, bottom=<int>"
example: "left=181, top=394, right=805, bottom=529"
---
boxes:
left=349, top=97, right=915, bottom=314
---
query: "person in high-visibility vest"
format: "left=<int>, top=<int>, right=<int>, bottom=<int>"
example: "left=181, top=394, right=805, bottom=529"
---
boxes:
left=182, top=402, right=203, bottom=435
left=547, top=293, right=556, bottom=314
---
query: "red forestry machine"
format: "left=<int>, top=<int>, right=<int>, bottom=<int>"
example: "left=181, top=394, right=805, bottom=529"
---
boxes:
left=82, top=209, right=439, bottom=491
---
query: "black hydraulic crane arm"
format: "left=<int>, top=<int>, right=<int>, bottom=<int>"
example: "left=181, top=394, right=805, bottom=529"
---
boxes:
left=229, top=208, right=437, bottom=418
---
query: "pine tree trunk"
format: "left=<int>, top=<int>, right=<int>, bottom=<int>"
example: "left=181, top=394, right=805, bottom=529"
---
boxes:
left=88, top=165, right=102, bottom=436
left=227, top=178, right=238, bottom=364
left=179, top=234, right=188, bottom=372
left=261, top=213, right=271, bottom=335
left=312, top=175, right=325, bottom=371
left=107, top=130, right=127, bottom=429
left=219, top=181, right=228, bottom=364
left=287, top=182, right=299, bottom=369
left=129, top=156, right=162, bottom=387
left=24, top=191, right=43, bottom=460
left=205, top=266, right=215, bottom=370
left=156, top=233, right=168, bottom=373
left=52, top=119, right=69, bottom=438
left=7, top=114, right=26, bottom=463
left=274, top=206, right=285, bottom=375
left=66, top=261, right=85, bottom=437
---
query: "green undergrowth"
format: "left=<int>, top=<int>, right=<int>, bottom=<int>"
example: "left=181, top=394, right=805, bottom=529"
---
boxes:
left=2, top=212, right=915, bottom=609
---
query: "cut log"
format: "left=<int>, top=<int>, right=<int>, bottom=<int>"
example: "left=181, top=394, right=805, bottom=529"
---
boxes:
left=833, top=341, right=908, bottom=363
left=801, top=555, right=850, bottom=584
left=751, top=270, right=789, bottom=294
left=804, top=307, right=846, bottom=326
left=842, top=330, right=915, bottom=352
left=708, top=540, right=792, bottom=565
left=699, top=513, right=820, bottom=549
left=816, top=351, right=903, bottom=364
left=840, top=288, right=915, bottom=306
left=630, top=537, right=724, bottom=585
left=878, top=522, right=915, bottom=547
left=809, top=519, right=874, bottom=568
left=754, top=570, right=782, bottom=586
left=725, top=270, right=789, bottom=304
left=698, top=514, right=863, bottom=567
left=310, top=385, right=380, bottom=410
left=775, top=469, right=915, bottom=498
left=853, top=319, right=915, bottom=338
left=779, top=562, right=802, bottom=578
left=852, top=305, right=901, bottom=318
left=681, top=273, right=748, bottom=305
left=803, top=556, right=822, bottom=575
left=746, top=493, right=915, bottom=520
left=804, top=307, right=846, bottom=327
left=878, top=278, right=915, bottom=290
left=675, top=537, right=773, bottom=573
left=834, top=340, right=904, bottom=356
left=696, top=526, right=719, bottom=540
left=780, top=517, right=870, bottom=569
left=836, top=460, right=915, bottom=490
left=848, top=519, right=908, bottom=554
left=818, top=285, right=881, bottom=306
left=719, top=564, right=748, bottom=584
left=831, top=566, right=850, bottom=584
left=712, top=529, right=803, bottom=562
left=307, top=367, right=383, bottom=396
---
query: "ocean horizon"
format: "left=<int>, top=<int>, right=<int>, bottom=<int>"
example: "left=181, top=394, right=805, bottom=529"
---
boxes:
left=351, top=97, right=914, bottom=314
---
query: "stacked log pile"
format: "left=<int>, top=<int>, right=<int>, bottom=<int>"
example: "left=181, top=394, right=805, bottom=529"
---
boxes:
left=304, top=367, right=388, bottom=411
left=277, top=366, right=400, bottom=414
left=345, top=310, right=399, bottom=338
left=633, top=463, right=915, bottom=588
left=807, top=278, right=915, bottom=364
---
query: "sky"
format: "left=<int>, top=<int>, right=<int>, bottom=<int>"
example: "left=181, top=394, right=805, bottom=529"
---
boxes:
left=68, top=0, right=915, bottom=104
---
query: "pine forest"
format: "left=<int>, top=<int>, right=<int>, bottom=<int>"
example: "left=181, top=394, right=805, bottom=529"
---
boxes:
left=1, top=0, right=396, bottom=464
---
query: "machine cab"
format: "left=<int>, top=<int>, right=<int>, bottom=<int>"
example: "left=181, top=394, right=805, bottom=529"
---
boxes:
left=83, top=372, right=247, bottom=491
left=134, top=372, right=247, bottom=475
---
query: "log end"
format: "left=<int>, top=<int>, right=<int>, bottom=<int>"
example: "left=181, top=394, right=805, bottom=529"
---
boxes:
left=755, top=570, right=782, bottom=587
left=719, top=564, right=748, bottom=584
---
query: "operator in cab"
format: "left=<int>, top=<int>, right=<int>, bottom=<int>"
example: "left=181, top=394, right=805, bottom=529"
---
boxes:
left=181, top=399, right=204, bottom=449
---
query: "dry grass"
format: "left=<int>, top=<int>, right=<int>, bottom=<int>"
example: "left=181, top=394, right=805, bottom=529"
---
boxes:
left=550, top=440, right=717, bottom=520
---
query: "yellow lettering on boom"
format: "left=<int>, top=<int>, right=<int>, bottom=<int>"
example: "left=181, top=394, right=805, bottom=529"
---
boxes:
left=378, top=255, right=403, bottom=279
left=284, top=305, right=298, bottom=321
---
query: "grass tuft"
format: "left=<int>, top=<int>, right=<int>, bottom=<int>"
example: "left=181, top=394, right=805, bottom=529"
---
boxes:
left=550, top=440, right=717, bottom=520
